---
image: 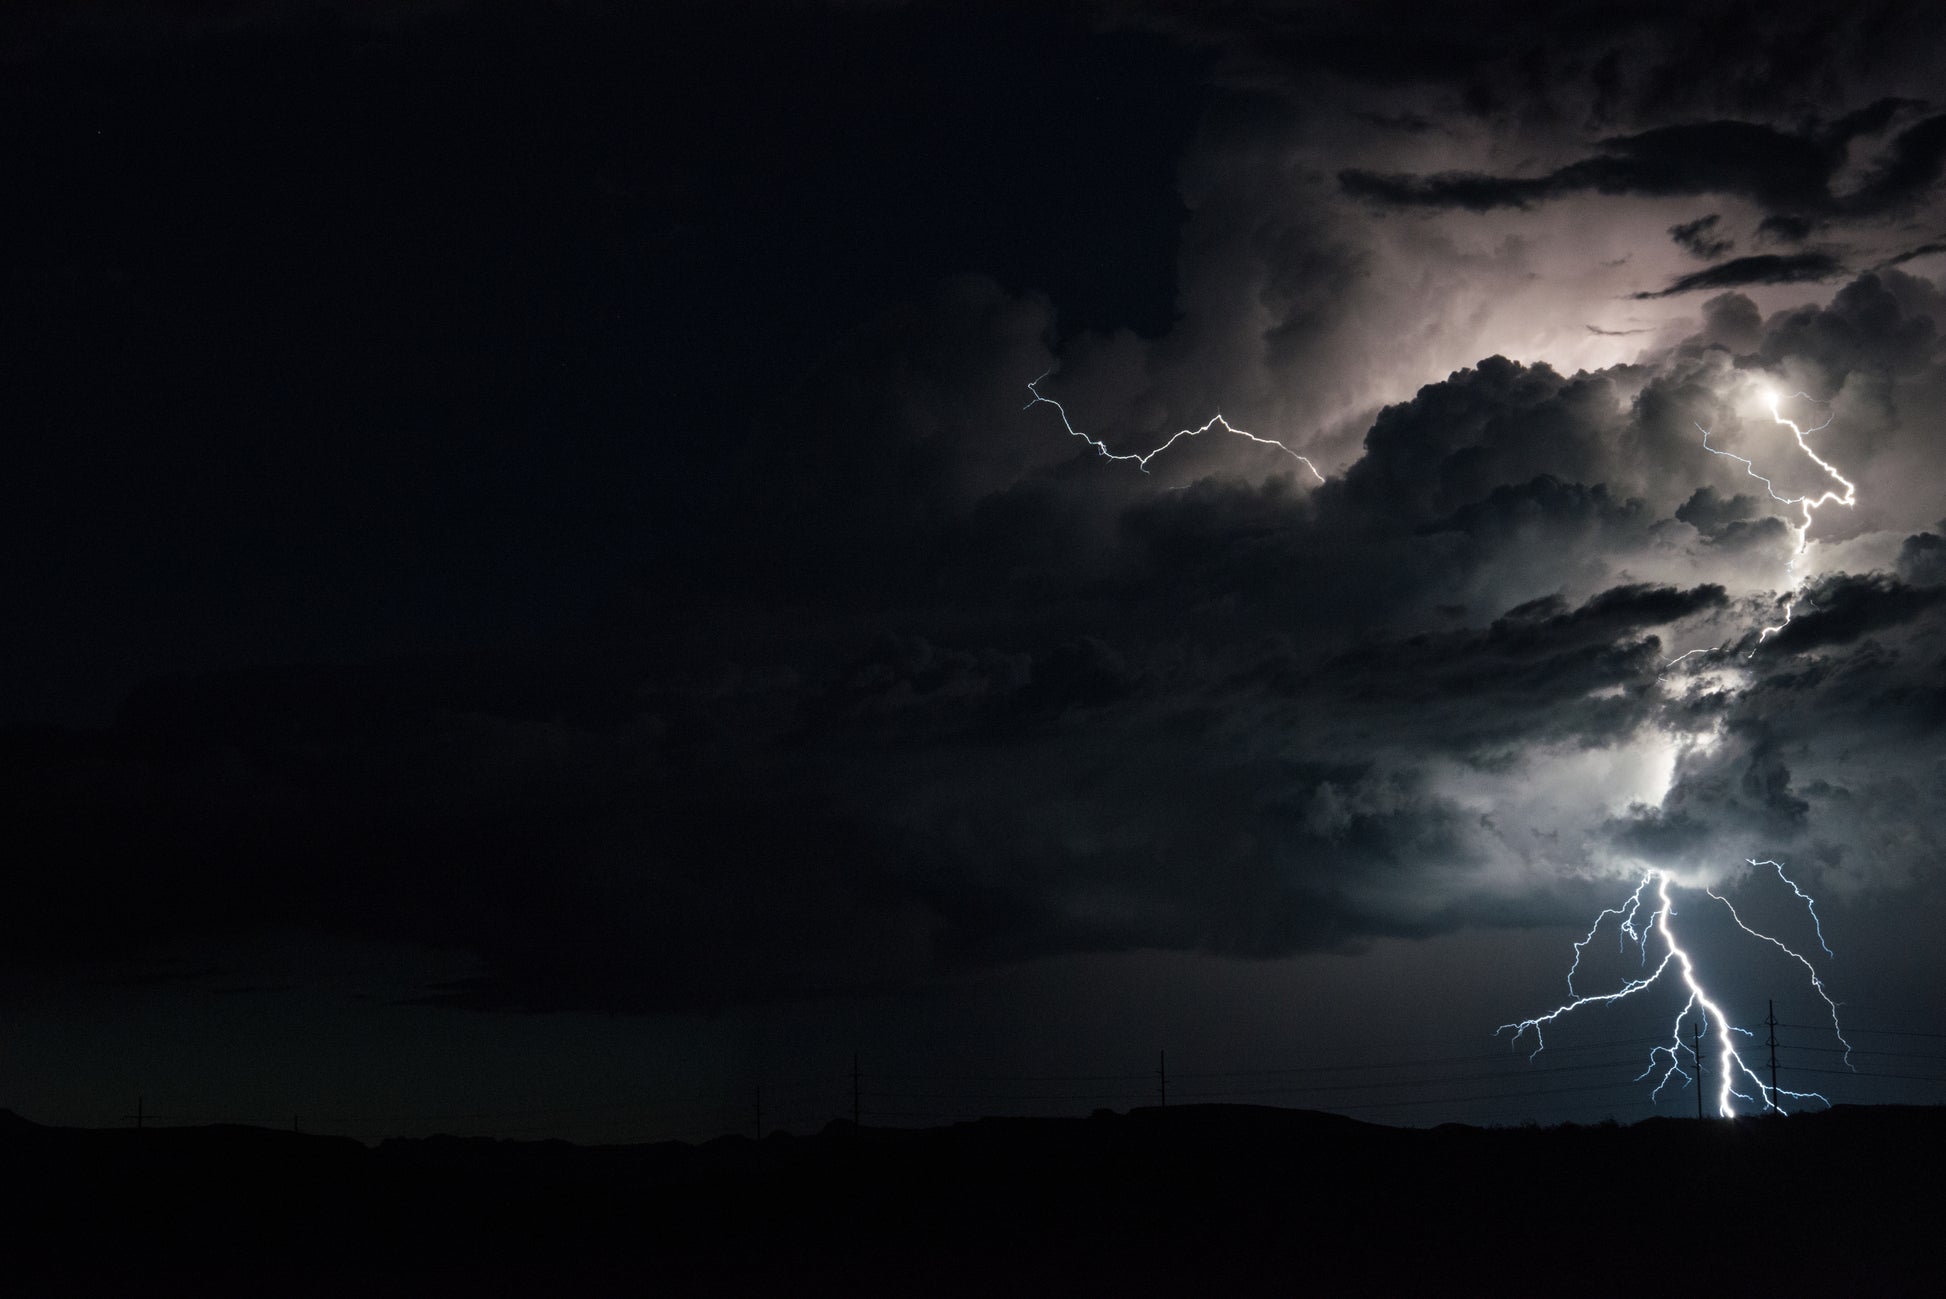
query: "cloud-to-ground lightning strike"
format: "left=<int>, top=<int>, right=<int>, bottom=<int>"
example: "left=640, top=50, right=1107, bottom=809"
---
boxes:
left=1501, top=866, right=1850, bottom=1115
left=1520, top=388, right=1863, bottom=1116
left=1695, top=388, right=1857, bottom=652
left=1024, top=373, right=1327, bottom=483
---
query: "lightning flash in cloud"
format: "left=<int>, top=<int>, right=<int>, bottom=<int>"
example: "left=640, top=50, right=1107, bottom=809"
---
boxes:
left=1501, top=864, right=1850, bottom=1116
left=1025, top=373, right=1326, bottom=483
left=1024, top=368, right=1853, bottom=1121
left=1697, top=388, right=1857, bottom=651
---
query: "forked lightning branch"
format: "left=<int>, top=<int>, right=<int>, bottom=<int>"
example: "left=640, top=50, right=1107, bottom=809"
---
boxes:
left=1499, top=864, right=1850, bottom=1117
left=1699, top=387, right=1857, bottom=651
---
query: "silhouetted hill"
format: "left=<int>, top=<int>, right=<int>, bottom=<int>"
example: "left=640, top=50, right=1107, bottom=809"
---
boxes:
left=1, top=1104, right=1936, bottom=1296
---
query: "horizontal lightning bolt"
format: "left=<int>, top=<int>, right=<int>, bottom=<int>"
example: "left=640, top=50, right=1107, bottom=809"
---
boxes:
left=1025, top=373, right=1326, bottom=483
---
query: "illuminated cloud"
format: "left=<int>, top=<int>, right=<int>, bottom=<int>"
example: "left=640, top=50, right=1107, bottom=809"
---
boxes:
left=4, top=0, right=1943, bottom=1043
left=1631, top=251, right=1846, bottom=298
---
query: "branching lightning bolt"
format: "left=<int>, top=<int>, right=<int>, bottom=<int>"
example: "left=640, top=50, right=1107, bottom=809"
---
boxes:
left=1502, top=867, right=1850, bottom=1115
left=1024, top=373, right=1326, bottom=483
left=1752, top=858, right=1833, bottom=958
left=1707, top=885, right=1850, bottom=1066
left=1565, top=874, right=1655, bottom=994
left=1694, top=388, right=1856, bottom=655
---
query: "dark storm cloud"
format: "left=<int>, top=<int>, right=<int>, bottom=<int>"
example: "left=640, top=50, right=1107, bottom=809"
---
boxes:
left=1619, top=584, right=1946, bottom=877
left=1755, top=271, right=1942, bottom=378
left=1841, top=111, right=1946, bottom=217
left=1338, top=168, right=1560, bottom=213
left=1898, top=531, right=1946, bottom=587
left=1340, top=107, right=1946, bottom=221
left=1604, top=735, right=1812, bottom=862
left=1758, top=214, right=1816, bottom=244
left=1674, top=486, right=1759, bottom=536
left=479, top=264, right=1943, bottom=1002
left=1693, top=292, right=1763, bottom=350
left=1615, top=270, right=1946, bottom=883
left=5, top=0, right=1944, bottom=1025
left=1340, top=119, right=1832, bottom=211
left=9, top=260, right=1942, bottom=1012
left=1109, top=1, right=1936, bottom=127
left=1351, top=109, right=1439, bottom=134
left=1284, top=583, right=1726, bottom=760
left=1764, top=573, right=1946, bottom=652
left=1674, top=485, right=1790, bottom=556
left=1669, top=214, right=1732, bottom=260
left=0, top=578, right=1721, bottom=1007
left=1629, top=251, right=1846, bottom=298
left=1879, top=239, right=1946, bottom=270
left=1422, top=476, right=1651, bottom=543
left=0, top=320, right=1780, bottom=1012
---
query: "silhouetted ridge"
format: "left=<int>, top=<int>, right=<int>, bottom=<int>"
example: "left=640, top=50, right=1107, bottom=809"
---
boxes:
left=0, top=1104, right=1936, bottom=1296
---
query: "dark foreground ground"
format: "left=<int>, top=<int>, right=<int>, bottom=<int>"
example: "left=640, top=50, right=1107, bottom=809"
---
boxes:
left=2, top=1103, right=1938, bottom=1296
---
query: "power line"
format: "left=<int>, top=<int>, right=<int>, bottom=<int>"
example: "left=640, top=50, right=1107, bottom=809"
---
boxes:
left=1782, top=1044, right=1946, bottom=1061
left=1780, top=1066, right=1946, bottom=1083
left=1779, top=1023, right=1946, bottom=1040
left=103, top=1027, right=1944, bottom=1143
left=1173, top=1034, right=1674, bottom=1080
left=1335, top=1077, right=1682, bottom=1112
left=1171, top=1058, right=1667, bottom=1102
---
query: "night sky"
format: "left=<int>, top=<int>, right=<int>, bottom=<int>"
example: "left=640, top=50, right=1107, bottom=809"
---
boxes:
left=6, top=0, right=1946, bottom=1140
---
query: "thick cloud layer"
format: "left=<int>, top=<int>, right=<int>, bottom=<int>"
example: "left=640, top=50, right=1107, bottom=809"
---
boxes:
left=10, top=265, right=1942, bottom=1013
left=4, top=0, right=1943, bottom=1022
left=1339, top=107, right=1946, bottom=221
left=1632, top=252, right=1848, bottom=298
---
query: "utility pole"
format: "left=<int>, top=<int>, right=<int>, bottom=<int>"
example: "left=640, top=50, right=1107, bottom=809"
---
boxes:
left=1692, top=1022, right=1705, bottom=1120
left=852, top=1053, right=861, bottom=1128
left=1158, top=1049, right=1167, bottom=1108
left=1765, top=998, right=1780, bottom=1111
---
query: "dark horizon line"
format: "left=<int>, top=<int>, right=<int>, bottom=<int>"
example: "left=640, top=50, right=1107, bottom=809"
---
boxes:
left=12, top=1097, right=1931, bottom=1151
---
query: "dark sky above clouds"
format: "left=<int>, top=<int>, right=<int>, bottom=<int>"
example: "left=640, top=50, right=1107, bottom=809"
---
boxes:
left=4, top=0, right=1945, bottom=1137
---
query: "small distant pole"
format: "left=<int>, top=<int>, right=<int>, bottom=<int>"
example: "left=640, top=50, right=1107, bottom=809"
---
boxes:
left=852, top=1053, right=861, bottom=1127
left=1692, top=1022, right=1705, bottom=1120
left=1765, top=998, right=1780, bottom=1111
left=1158, top=1050, right=1167, bottom=1108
